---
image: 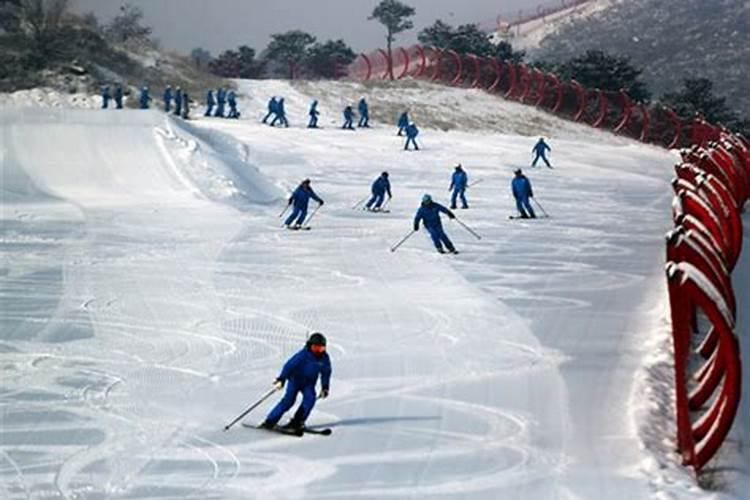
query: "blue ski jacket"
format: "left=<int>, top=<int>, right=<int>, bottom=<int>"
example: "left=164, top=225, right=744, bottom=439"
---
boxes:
left=227, top=91, right=237, bottom=105
left=372, top=175, right=391, bottom=196
left=451, top=170, right=468, bottom=190
left=533, top=140, right=550, bottom=155
left=343, top=106, right=354, bottom=120
left=512, top=176, right=534, bottom=199
left=269, top=98, right=278, bottom=112
left=163, top=87, right=173, bottom=102
left=290, top=184, right=323, bottom=209
left=414, top=202, right=453, bottom=231
left=398, top=112, right=409, bottom=127
left=406, top=123, right=419, bottom=138
left=309, top=100, right=319, bottom=116
left=358, top=98, right=368, bottom=115
left=206, top=90, right=215, bottom=105
left=278, top=348, right=332, bottom=390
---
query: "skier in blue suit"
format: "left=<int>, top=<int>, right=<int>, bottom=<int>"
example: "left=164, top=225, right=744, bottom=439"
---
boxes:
left=512, top=169, right=536, bottom=219
left=365, top=172, right=392, bottom=211
left=205, top=90, right=215, bottom=117
left=101, top=86, right=111, bottom=109
left=308, top=100, right=319, bottom=128
left=397, top=111, right=409, bottom=136
left=163, top=85, right=173, bottom=112
left=227, top=90, right=239, bottom=118
left=139, top=86, right=151, bottom=109
left=260, top=332, right=332, bottom=435
left=181, top=92, right=190, bottom=119
left=449, top=164, right=469, bottom=209
left=263, top=97, right=277, bottom=124
left=342, top=105, right=354, bottom=129
left=215, top=88, right=226, bottom=118
left=357, top=97, right=369, bottom=128
left=114, top=85, right=123, bottom=109
left=173, top=87, right=183, bottom=116
left=532, top=137, right=552, bottom=168
left=272, top=98, right=288, bottom=127
left=414, top=194, right=458, bottom=254
left=284, top=179, right=324, bottom=229
left=405, top=123, right=419, bottom=150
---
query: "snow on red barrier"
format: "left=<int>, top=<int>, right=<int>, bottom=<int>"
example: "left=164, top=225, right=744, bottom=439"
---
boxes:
left=665, top=128, right=747, bottom=473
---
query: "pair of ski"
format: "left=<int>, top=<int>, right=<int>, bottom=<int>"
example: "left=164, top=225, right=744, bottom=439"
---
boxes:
left=242, top=422, right=332, bottom=437
left=286, top=225, right=312, bottom=231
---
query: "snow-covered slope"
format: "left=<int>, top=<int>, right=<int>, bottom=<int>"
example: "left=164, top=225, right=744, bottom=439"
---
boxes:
left=2, top=80, right=743, bottom=498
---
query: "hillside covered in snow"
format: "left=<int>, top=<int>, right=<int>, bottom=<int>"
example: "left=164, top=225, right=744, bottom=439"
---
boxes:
left=532, top=0, right=749, bottom=117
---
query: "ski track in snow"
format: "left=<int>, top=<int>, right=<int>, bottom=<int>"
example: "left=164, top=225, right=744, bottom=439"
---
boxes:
left=2, top=80, right=730, bottom=499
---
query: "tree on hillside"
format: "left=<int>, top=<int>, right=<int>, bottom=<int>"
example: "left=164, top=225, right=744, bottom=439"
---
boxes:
left=263, top=30, right=316, bottom=78
left=661, top=78, right=746, bottom=133
left=105, top=3, right=151, bottom=44
left=305, top=39, right=356, bottom=78
left=418, top=20, right=525, bottom=62
left=369, top=0, right=415, bottom=79
left=0, top=0, right=22, bottom=32
left=209, top=45, right=263, bottom=79
left=556, top=50, right=651, bottom=102
left=190, top=47, right=211, bottom=70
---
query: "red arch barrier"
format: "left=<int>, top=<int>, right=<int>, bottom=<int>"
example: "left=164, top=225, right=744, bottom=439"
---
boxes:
left=447, top=50, right=463, bottom=85
left=377, top=49, right=391, bottom=80
left=396, top=47, right=410, bottom=80
left=487, top=59, right=503, bottom=92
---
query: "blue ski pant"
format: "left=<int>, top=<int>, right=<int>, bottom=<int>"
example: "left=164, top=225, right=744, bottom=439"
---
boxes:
left=358, top=114, right=369, bottom=127
left=366, top=192, right=385, bottom=209
left=285, top=205, right=308, bottom=226
left=342, top=118, right=353, bottom=129
left=532, top=152, right=551, bottom=167
left=272, top=114, right=288, bottom=127
left=205, top=104, right=213, bottom=117
left=427, top=226, right=455, bottom=252
left=164, top=100, right=171, bottom=112
left=262, top=111, right=275, bottom=123
left=405, top=137, right=419, bottom=150
left=266, top=380, right=317, bottom=424
left=515, top=196, right=536, bottom=218
left=451, top=189, right=467, bottom=208
left=308, top=115, right=318, bottom=128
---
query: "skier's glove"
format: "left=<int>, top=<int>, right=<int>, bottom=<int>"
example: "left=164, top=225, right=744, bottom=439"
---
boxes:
left=413, top=225, right=419, bottom=232
left=448, top=213, right=456, bottom=219
left=319, top=388, right=329, bottom=399
left=273, top=378, right=284, bottom=390
left=319, top=200, right=325, bottom=206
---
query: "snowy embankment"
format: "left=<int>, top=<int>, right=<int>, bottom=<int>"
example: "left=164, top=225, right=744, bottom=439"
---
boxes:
left=2, top=79, right=740, bottom=498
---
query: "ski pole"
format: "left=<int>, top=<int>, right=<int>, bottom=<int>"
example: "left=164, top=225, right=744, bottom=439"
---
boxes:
left=390, top=229, right=416, bottom=252
left=381, top=197, right=392, bottom=210
left=278, top=203, right=291, bottom=218
left=352, top=196, right=368, bottom=210
left=223, top=386, right=279, bottom=431
left=532, top=198, right=549, bottom=218
left=453, top=217, right=482, bottom=240
left=302, top=204, right=322, bottom=227
left=467, top=178, right=483, bottom=188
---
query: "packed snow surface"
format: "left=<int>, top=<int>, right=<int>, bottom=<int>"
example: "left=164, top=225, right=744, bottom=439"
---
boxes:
left=2, top=79, right=745, bottom=498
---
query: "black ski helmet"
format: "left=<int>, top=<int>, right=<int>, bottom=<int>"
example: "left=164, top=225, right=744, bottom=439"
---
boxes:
left=307, top=332, right=327, bottom=347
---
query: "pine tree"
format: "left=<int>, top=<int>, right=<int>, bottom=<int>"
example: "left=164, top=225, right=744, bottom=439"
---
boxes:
left=369, top=0, right=415, bottom=80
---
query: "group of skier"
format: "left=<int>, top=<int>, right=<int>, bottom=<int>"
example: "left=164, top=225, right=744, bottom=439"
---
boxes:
left=204, top=88, right=240, bottom=119
left=100, top=85, right=155, bottom=112
left=229, top=128, right=551, bottom=436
